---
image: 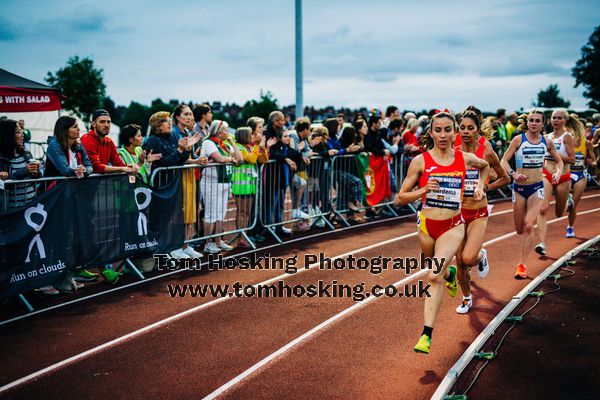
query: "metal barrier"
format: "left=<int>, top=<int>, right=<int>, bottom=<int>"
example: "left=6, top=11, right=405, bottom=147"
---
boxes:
left=258, top=157, right=334, bottom=244
left=149, top=162, right=260, bottom=252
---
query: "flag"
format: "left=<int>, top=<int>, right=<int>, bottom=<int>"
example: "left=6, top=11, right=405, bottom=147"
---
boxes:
left=355, top=153, right=391, bottom=206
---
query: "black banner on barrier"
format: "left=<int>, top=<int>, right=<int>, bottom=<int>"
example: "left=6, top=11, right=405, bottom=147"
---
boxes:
left=0, top=174, right=183, bottom=298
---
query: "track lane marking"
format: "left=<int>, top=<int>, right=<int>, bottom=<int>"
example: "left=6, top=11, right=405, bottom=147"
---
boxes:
left=1, top=198, right=598, bottom=395
left=202, top=206, right=600, bottom=399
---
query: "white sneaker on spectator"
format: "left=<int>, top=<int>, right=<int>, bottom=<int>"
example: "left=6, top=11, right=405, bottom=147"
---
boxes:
left=35, top=285, right=60, bottom=295
left=183, top=246, right=203, bottom=258
left=74, top=281, right=84, bottom=290
left=204, top=242, right=221, bottom=254
left=218, top=241, right=234, bottom=251
left=314, top=217, right=326, bottom=228
left=280, top=226, right=292, bottom=234
left=292, top=209, right=310, bottom=219
left=170, top=248, right=192, bottom=259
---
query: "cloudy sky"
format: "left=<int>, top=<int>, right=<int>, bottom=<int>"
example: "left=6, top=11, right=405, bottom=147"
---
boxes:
left=2, top=0, right=599, bottom=113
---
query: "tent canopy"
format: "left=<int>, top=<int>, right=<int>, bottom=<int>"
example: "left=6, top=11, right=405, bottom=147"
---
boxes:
left=0, top=68, right=62, bottom=112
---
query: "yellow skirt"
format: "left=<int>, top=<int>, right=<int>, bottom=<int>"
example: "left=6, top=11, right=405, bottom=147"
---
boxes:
left=182, top=168, right=197, bottom=224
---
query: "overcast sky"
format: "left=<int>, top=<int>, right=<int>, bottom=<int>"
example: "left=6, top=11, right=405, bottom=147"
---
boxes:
left=2, top=0, right=599, bottom=112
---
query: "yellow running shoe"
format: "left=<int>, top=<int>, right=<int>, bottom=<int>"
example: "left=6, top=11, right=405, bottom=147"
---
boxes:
left=445, top=265, right=458, bottom=297
left=414, top=334, right=431, bottom=354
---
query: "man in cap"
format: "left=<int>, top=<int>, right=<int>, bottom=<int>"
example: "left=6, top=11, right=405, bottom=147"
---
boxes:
left=81, top=109, right=136, bottom=174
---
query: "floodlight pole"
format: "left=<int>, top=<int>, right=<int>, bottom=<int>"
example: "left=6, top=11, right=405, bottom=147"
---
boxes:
left=295, top=0, right=303, bottom=119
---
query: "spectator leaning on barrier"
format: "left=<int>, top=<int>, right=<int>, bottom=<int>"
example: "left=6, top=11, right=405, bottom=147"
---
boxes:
left=172, top=104, right=206, bottom=259
left=43, top=116, right=94, bottom=293
left=402, top=118, right=422, bottom=158
left=268, top=128, right=304, bottom=235
left=364, top=114, right=393, bottom=218
left=44, top=116, right=93, bottom=178
left=192, top=103, right=212, bottom=143
left=0, top=119, right=39, bottom=211
left=81, top=109, right=135, bottom=175
left=117, top=124, right=162, bottom=183
left=198, top=120, right=243, bottom=254
left=142, top=111, right=199, bottom=259
left=231, top=126, right=268, bottom=247
left=287, top=117, right=312, bottom=229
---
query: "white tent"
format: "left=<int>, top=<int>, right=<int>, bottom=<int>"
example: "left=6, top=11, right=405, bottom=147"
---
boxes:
left=0, top=110, right=121, bottom=145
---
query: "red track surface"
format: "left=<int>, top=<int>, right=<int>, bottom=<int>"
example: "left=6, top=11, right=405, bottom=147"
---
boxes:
left=1, top=195, right=599, bottom=399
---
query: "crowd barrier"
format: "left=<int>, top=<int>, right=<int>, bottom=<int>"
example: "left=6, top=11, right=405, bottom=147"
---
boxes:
left=1, top=153, right=599, bottom=314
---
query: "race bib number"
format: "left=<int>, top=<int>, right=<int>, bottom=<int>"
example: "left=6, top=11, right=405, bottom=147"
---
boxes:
left=425, top=174, right=462, bottom=209
left=522, top=147, right=545, bottom=168
left=463, top=169, right=479, bottom=197
left=572, top=153, right=585, bottom=170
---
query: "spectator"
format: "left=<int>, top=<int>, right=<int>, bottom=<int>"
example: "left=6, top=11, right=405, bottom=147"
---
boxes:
left=404, top=112, right=417, bottom=122
left=506, top=112, right=519, bottom=141
left=198, top=120, right=243, bottom=254
left=231, top=126, right=268, bottom=246
left=265, top=111, right=286, bottom=141
left=142, top=111, right=200, bottom=259
left=364, top=114, right=393, bottom=218
left=383, top=105, right=401, bottom=128
left=0, top=119, right=39, bottom=211
left=17, top=119, right=32, bottom=145
left=43, top=116, right=94, bottom=292
left=336, top=113, right=346, bottom=133
left=118, top=124, right=162, bottom=182
left=402, top=118, right=422, bottom=157
left=328, top=123, right=363, bottom=217
left=269, top=129, right=304, bottom=235
left=192, top=103, right=212, bottom=142
left=323, top=118, right=341, bottom=142
left=495, top=108, right=508, bottom=155
left=173, top=104, right=207, bottom=258
left=44, top=116, right=93, bottom=178
left=289, top=117, right=312, bottom=229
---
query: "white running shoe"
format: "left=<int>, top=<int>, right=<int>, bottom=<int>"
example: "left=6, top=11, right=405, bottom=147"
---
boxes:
left=535, top=242, right=546, bottom=256
left=170, top=248, right=192, bottom=259
left=477, top=248, right=489, bottom=279
left=183, top=246, right=203, bottom=258
left=35, top=285, right=60, bottom=295
left=456, top=297, right=473, bottom=314
left=204, top=242, right=221, bottom=254
left=218, top=241, right=234, bottom=251
left=291, top=209, right=311, bottom=219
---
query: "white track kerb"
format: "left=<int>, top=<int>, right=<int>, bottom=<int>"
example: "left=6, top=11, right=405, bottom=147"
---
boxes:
left=1, top=202, right=599, bottom=396
left=431, top=235, right=600, bottom=400
left=202, top=207, right=600, bottom=399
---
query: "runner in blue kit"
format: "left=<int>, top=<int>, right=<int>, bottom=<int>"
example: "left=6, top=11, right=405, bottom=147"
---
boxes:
left=500, top=110, right=563, bottom=279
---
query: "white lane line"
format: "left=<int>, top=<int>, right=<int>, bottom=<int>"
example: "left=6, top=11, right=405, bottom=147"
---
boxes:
left=0, top=230, right=420, bottom=394
left=1, top=200, right=597, bottom=394
left=202, top=206, right=600, bottom=400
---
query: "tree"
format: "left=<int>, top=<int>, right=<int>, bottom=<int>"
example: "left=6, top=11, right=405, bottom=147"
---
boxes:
left=572, top=25, right=600, bottom=110
left=241, top=91, right=279, bottom=122
left=533, top=84, right=571, bottom=108
left=102, top=96, right=120, bottom=125
left=46, top=56, right=106, bottom=124
left=120, top=101, right=149, bottom=135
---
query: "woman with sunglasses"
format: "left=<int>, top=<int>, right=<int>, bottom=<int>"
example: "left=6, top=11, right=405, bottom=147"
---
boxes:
left=395, top=110, right=489, bottom=354
left=500, top=110, right=563, bottom=279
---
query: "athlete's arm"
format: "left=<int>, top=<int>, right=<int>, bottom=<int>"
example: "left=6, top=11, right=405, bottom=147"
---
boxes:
left=546, top=140, right=564, bottom=183
left=500, top=135, right=524, bottom=181
left=464, top=152, right=490, bottom=201
left=484, top=147, right=511, bottom=192
left=562, top=134, right=576, bottom=164
left=394, top=155, right=432, bottom=205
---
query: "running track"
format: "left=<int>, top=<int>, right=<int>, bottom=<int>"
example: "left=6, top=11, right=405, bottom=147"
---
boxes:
left=1, top=195, right=599, bottom=399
